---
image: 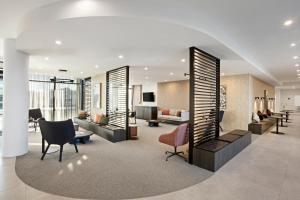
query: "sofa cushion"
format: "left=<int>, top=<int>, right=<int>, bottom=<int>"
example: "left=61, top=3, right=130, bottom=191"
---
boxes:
left=162, top=109, right=170, bottom=115
left=94, top=114, right=103, bottom=123
left=169, top=109, right=177, bottom=116
left=159, top=115, right=181, bottom=121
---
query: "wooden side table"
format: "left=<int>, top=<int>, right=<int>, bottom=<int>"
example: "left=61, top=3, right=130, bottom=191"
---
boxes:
left=129, top=125, right=138, bottom=139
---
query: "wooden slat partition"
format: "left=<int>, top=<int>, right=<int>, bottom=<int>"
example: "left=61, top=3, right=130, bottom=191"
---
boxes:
left=189, top=47, right=220, bottom=164
left=106, top=66, right=129, bottom=139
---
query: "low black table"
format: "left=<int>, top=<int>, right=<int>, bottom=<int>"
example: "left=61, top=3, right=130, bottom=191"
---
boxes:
left=72, top=131, right=93, bottom=144
left=147, top=120, right=161, bottom=127
left=270, top=116, right=285, bottom=135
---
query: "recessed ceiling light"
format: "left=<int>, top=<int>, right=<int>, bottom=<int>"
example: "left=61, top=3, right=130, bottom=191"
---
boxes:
left=293, top=56, right=299, bottom=60
left=118, top=55, right=124, bottom=59
left=95, top=65, right=99, bottom=68
left=295, top=64, right=299, bottom=67
left=290, top=43, right=297, bottom=47
left=80, top=72, right=83, bottom=74
left=144, top=67, right=148, bottom=71
left=55, top=40, right=62, bottom=45
left=145, top=76, right=149, bottom=79
left=170, top=72, right=174, bottom=76
left=284, top=20, right=293, bottom=26
left=181, top=59, right=186, bottom=63
left=44, top=57, right=49, bottom=61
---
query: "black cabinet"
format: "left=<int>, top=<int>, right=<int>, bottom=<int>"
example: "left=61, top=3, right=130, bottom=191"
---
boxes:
left=135, top=106, right=157, bottom=120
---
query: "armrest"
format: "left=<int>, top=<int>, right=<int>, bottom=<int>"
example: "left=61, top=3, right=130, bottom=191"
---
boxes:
left=181, top=111, right=189, bottom=121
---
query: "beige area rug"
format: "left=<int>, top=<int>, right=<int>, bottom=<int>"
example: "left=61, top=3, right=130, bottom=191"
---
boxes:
left=15, top=120, right=212, bottom=200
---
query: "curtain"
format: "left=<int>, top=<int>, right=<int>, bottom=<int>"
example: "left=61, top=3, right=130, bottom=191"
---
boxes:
left=29, top=74, right=79, bottom=121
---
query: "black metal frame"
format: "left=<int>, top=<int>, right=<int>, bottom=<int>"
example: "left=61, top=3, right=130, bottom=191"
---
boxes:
left=106, top=66, right=130, bottom=139
left=189, top=47, right=220, bottom=164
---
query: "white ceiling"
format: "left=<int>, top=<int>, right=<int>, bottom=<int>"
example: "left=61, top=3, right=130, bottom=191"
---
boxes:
left=1, top=0, right=300, bottom=85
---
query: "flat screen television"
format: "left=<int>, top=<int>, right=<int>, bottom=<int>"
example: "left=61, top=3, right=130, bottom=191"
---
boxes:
left=143, top=92, right=155, bottom=102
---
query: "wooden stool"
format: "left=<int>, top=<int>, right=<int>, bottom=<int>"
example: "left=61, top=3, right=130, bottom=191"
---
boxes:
left=129, top=125, right=138, bottom=139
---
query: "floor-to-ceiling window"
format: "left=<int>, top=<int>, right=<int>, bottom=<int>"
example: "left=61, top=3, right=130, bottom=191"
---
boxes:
left=29, top=74, right=80, bottom=121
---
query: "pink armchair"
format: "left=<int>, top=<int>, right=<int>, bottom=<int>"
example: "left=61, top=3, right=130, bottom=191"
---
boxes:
left=158, top=123, right=189, bottom=161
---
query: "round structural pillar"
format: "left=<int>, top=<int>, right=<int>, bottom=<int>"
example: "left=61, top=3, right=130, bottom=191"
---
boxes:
left=2, top=39, right=29, bottom=157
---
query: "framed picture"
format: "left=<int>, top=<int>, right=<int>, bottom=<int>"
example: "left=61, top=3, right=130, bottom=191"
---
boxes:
left=93, top=83, right=102, bottom=109
left=220, top=85, right=226, bottom=110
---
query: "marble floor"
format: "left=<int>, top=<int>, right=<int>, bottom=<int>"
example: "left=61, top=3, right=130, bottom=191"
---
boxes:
left=0, top=114, right=300, bottom=200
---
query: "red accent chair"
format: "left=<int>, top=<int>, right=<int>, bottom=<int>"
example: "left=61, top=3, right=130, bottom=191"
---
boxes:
left=159, top=123, right=189, bottom=161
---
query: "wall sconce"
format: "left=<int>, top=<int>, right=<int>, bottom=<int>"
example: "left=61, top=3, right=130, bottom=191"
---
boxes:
left=260, top=97, right=265, bottom=100
left=255, top=97, right=260, bottom=100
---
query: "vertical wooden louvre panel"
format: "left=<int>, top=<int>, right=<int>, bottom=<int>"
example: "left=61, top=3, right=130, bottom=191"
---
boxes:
left=106, top=66, right=129, bottom=139
left=189, top=47, right=220, bottom=164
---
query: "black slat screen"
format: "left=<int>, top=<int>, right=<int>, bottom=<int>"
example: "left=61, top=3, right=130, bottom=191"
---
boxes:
left=189, top=47, right=220, bottom=164
left=106, top=66, right=129, bottom=138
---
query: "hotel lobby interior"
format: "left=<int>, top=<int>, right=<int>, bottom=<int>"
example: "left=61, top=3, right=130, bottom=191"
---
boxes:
left=1, top=0, right=300, bottom=200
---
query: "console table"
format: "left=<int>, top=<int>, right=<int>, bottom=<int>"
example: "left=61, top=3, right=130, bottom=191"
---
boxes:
left=135, top=106, right=158, bottom=120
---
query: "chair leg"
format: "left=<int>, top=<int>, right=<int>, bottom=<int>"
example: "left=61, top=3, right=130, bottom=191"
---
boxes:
left=59, top=145, right=63, bottom=162
left=74, top=143, right=79, bottom=153
left=165, top=147, right=187, bottom=161
left=34, top=122, right=37, bottom=132
left=41, top=144, right=50, bottom=160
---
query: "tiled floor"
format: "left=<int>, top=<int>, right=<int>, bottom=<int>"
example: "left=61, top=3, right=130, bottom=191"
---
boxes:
left=0, top=114, right=300, bottom=200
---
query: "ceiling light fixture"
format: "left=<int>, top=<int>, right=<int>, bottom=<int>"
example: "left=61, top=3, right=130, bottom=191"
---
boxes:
left=55, top=40, right=62, bottom=45
left=44, top=57, right=49, bottom=61
left=290, top=43, right=297, bottom=47
left=284, top=19, right=293, bottom=26
left=95, top=65, right=99, bottom=68
left=144, top=67, right=148, bottom=71
left=170, top=72, right=174, bottom=76
left=80, top=72, right=83, bottom=74
left=118, top=55, right=124, bottom=59
left=293, top=56, right=299, bottom=60
left=181, top=59, right=186, bottom=63
left=295, top=64, right=299, bottom=67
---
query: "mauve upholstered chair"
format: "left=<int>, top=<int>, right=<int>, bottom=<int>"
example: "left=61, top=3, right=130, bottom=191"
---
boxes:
left=159, top=123, right=189, bottom=161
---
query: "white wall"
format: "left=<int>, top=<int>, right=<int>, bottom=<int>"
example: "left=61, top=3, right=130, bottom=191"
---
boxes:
left=279, top=89, right=300, bottom=112
left=91, top=73, right=106, bottom=117
left=221, top=74, right=251, bottom=130
left=141, top=81, right=157, bottom=106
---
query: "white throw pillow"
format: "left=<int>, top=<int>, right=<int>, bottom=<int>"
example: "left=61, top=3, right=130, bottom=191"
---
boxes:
left=252, top=112, right=260, bottom=123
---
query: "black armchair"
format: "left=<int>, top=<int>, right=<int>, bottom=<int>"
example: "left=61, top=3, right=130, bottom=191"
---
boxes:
left=29, top=108, right=44, bottom=131
left=39, top=119, right=78, bottom=162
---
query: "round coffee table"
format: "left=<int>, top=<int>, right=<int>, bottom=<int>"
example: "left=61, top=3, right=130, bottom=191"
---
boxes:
left=147, top=120, right=161, bottom=127
left=73, top=131, right=93, bottom=144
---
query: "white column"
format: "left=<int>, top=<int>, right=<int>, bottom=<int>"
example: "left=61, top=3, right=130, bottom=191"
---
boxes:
left=2, top=39, right=29, bottom=157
